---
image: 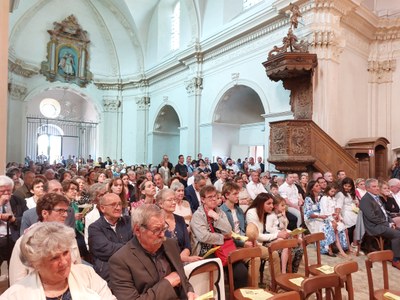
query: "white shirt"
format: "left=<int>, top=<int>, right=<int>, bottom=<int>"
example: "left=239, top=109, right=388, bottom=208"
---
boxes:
left=187, top=176, right=194, bottom=186
left=214, top=179, right=225, bottom=192
left=226, top=164, right=240, bottom=174
left=84, top=205, right=100, bottom=249
left=248, top=163, right=260, bottom=171
left=25, top=196, right=36, bottom=210
left=0, top=202, right=12, bottom=237
left=391, top=191, right=400, bottom=208
left=279, top=182, right=299, bottom=205
left=155, top=185, right=168, bottom=195
left=246, top=181, right=267, bottom=200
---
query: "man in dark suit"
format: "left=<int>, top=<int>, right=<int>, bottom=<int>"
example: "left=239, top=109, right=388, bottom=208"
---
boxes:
left=109, top=204, right=195, bottom=299
left=184, top=175, right=206, bottom=213
left=88, top=193, right=132, bottom=282
left=210, top=157, right=226, bottom=183
left=360, top=178, right=400, bottom=270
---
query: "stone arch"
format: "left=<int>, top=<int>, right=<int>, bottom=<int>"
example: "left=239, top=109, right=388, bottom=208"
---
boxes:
left=19, top=85, right=100, bottom=163
left=211, top=83, right=267, bottom=161
left=151, top=104, right=181, bottom=165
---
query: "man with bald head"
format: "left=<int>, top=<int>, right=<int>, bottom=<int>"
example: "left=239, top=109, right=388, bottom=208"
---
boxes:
left=88, top=192, right=132, bottom=282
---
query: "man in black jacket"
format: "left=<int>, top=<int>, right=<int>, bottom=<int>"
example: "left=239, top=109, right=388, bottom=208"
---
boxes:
left=88, top=193, right=132, bottom=282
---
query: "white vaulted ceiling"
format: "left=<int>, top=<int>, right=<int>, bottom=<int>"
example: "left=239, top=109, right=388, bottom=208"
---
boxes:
left=8, top=0, right=161, bottom=82
left=8, top=0, right=400, bottom=85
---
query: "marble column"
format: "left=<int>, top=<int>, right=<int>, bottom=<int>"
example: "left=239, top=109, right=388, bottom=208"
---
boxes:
left=0, top=1, right=9, bottom=173
left=185, top=76, right=203, bottom=156
left=101, top=98, right=122, bottom=160
left=135, top=96, right=150, bottom=164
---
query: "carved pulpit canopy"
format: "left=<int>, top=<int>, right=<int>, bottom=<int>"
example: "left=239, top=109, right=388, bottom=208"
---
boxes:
left=41, top=15, right=92, bottom=87
left=262, top=4, right=317, bottom=120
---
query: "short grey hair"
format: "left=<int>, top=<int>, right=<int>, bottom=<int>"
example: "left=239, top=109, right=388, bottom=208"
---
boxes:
left=131, top=204, right=163, bottom=229
left=88, top=182, right=106, bottom=202
left=155, top=189, right=175, bottom=206
left=0, top=175, right=14, bottom=188
left=20, top=222, right=75, bottom=268
left=193, top=174, right=205, bottom=184
left=365, top=178, right=378, bottom=189
left=388, top=178, right=400, bottom=187
left=170, top=181, right=184, bottom=191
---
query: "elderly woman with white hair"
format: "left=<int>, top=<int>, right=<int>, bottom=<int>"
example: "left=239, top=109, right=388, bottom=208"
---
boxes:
left=156, top=189, right=202, bottom=264
left=0, top=222, right=116, bottom=300
left=170, top=181, right=192, bottom=224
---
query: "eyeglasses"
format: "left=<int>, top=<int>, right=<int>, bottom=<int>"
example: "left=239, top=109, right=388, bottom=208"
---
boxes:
left=102, top=202, right=123, bottom=209
left=141, top=223, right=169, bottom=235
left=52, top=208, right=69, bottom=214
left=0, top=188, right=12, bottom=195
left=204, top=194, right=217, bottom=200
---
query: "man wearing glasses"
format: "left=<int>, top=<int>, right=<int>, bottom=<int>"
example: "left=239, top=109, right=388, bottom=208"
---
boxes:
left=0, top=175, right=16, bottom=270
left=9, top=192, right=81, bottom=285
left=88, top=192, right=132, bottom=283
left=109, top=204, right=195, bottom=300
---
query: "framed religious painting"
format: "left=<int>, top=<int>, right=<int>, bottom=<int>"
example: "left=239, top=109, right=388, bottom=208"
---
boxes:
left=41, top=15, right=92, bottom=87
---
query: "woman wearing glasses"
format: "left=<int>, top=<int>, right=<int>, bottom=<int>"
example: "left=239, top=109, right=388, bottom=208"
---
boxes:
left=190, top=185, right=248, bottom=289
left=157, top=189, right=202, bottom=263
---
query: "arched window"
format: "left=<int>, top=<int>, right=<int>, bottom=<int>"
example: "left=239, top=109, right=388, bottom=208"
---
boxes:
left=171, top=1, right=180, bottom=50
left=243, top=0, right=263, bottom=10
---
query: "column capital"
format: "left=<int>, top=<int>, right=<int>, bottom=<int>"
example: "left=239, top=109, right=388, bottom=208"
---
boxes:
left=103, top=98, right=121, bottom=112
left=185, top=77, right=203, bottom=96
left=9, top=83, right=27, bottom=100
left=368, top=59, right=396, bottom=83
left=135, top=96, right=150, bottom=109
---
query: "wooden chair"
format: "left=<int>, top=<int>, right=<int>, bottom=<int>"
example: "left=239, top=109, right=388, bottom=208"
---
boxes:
left=268, top=238, right=305, bottom=293
left=355, top=210, right=385, bottom=256
left=365, top=250, right=400, bottom=300
left=334, top=261, right=358, bottom=300
left=227, top=246, right=262, bottom=300
left=269, top=291, right=301, bottom=300
left=184, top=258, right=225, bottom=300
left=302, top=232, right=326, bottom=276
left=301, top=274, right=342, bottom=300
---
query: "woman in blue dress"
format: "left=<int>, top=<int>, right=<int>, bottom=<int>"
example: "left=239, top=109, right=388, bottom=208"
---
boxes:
left=303, top=180, right=337, bottom=257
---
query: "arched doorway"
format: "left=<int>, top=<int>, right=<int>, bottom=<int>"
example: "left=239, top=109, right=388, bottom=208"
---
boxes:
left=212, top=85, right=265, bottom=161
left=25, top=87, right=99, bottom=163
left=152, top=105, right=181, bottom=164
left=37, top=124, right=64, bottom=164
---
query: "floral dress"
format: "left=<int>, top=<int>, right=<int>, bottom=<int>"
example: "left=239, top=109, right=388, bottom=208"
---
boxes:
left=320, top=195, right=348, bottom=251
left=303, top=196, right=335, bottom=254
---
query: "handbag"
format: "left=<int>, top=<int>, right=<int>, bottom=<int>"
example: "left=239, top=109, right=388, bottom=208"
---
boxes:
left=208, top=216, right=236, bottom=266
left=214, top=238, right=236, bottom=266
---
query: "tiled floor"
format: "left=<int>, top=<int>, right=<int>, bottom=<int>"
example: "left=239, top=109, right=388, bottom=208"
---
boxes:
left=296, top=246, right=400, bottom=299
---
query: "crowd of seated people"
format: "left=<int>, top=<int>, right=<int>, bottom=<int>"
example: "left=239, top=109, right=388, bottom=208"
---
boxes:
left=1, top=154, right=400, bottom=299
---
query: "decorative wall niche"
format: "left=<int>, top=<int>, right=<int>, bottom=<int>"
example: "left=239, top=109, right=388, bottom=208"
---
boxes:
left=40, top=15, right=92, bottom=87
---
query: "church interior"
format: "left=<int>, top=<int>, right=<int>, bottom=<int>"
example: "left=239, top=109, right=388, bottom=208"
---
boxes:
left=1, top=0, right=400, bottom=298
left=1, top=0, right=399, bottom=177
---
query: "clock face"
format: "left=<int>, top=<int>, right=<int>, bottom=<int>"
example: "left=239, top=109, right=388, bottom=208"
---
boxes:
left=40, top=98, right=61, bottom=118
